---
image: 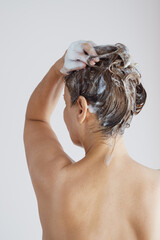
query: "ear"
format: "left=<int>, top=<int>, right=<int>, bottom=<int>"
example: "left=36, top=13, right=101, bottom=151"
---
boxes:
left=77, top=96, right=89, bottom=124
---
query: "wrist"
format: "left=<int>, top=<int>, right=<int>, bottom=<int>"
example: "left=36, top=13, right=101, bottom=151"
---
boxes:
left=53, top=58, right=65, bottom=77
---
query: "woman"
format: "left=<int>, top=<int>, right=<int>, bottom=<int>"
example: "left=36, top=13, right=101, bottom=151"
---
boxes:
left=23, top=40, right=160, bottom=240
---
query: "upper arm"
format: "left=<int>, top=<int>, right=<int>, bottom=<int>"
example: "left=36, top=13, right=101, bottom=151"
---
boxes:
left=23, top=119, right=74, bottom=188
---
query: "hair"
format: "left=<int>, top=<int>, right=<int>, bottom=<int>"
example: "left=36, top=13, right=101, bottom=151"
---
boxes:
left=64, top=43, right=147, bottom=140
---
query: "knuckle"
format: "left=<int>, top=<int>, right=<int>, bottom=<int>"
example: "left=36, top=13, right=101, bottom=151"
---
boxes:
left=88, top=40, right=97, bottom=46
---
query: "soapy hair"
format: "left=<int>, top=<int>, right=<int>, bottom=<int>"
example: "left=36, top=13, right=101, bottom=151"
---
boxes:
left=64, top=43, right=147, bottom=139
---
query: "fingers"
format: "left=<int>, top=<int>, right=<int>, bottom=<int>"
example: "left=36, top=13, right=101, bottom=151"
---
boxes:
left=87, top=40, right=97, bottom=47
left=74, top=61, right=86, bottom=70
left=65, top=60, right=86, bottom=72
left=60, top=40, right=100, bottom=75
left=83, top=42, right=99, bottom=58
left=68, top=40, right=99, bottom=63
left=82, top=42, right=100, bottom=66
left=74, top=52, right=90, bottom=64
left=75, top=51, right=99, bottom=66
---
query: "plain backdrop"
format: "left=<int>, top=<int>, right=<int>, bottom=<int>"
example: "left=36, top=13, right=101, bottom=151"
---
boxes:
left=0, top=0, right=159, bottom=239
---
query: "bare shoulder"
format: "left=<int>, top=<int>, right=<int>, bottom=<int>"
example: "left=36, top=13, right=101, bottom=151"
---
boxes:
left=145, top=171, right=160, bottom=239
left=136, top=163, right=160, bottom=197
left=142, top=167, right=160, bottom=200
left=123, top=159, right=160, bottom=203
left=128, top=162, right=160, bottom=239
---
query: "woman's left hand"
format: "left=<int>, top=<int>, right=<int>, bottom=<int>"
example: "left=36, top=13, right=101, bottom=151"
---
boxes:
left=54, top=40, right=100, bottom=76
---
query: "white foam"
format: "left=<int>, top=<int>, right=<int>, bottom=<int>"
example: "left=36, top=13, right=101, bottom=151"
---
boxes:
left=105, top=154, right=113, bottom=166
left=88, top=104, right=97, bottom=113
left=60, top=40, right=98, bottom=75
left=95, top=101, right=102, bottom=106
left=97, top=75, right=106, bottom=94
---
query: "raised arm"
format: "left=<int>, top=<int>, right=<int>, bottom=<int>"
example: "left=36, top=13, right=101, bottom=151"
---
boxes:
left=23, top=40, right=100, bottom=191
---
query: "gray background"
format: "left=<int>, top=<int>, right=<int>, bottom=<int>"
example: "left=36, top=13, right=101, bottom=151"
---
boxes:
left=0, top=0, right=159, bottom=239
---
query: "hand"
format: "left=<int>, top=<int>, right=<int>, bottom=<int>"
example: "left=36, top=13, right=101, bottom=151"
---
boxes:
left=58, top=40, right=100, bottom=76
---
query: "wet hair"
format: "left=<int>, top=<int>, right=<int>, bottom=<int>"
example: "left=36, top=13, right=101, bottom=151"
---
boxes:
left=64, top=43, right=147, bottom=139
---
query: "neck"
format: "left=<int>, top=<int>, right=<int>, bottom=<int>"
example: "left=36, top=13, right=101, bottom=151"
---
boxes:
left=81, top=134, right=129, bottom=167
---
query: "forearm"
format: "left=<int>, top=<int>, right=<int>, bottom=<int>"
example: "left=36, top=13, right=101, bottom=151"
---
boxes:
left=25, top=58, right=65, bottom=124
left=25, top=40, right=99, bottom=124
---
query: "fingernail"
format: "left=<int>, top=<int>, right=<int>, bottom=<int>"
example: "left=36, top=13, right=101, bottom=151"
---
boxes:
left=94, top=57, right=100, bottom=62
left=90, top=61, right=95, bottom=65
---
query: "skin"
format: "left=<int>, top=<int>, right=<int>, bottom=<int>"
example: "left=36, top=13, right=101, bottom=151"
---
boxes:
left=23, top=42, right=160, bottom=240
left=58, top=84, right=160, bottom=240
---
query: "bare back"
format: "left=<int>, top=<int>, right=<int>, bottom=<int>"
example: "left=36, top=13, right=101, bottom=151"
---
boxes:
left=38, top=157, right=160, bottom=240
